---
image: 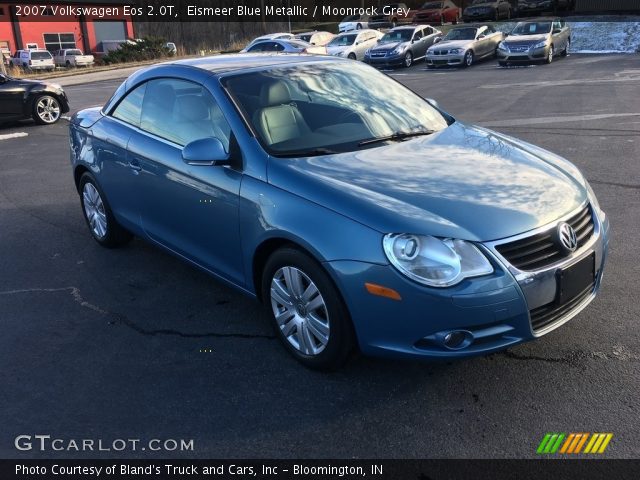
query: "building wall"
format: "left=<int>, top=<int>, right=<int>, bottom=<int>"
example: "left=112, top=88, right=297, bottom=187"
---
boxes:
left=0, top=3, right=134, bottom=54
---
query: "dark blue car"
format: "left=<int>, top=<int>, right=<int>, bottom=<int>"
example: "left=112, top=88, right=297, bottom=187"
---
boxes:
left=69, top=54, right=609, bottom=369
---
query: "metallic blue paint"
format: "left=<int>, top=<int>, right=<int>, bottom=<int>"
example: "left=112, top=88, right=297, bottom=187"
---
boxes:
left=69, top=55, right=609, bottom=360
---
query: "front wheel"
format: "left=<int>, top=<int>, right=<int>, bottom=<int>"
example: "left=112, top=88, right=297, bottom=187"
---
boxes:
left=546, top=45, right=554, bottom=64
left=262, top=248, right=355, bottom=370
left=79, top=173, right=133, bottom=248
left=404, top=51, right=413, bottom=68
left=463, top=50, right=474, bottom=68
left=347, top=52, right=356, bottom=60
left=562, top=39, right=570, bottom=56
left=33, top=95, right=61, bottom=125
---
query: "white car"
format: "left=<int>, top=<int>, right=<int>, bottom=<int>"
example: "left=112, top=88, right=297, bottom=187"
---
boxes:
left=241, top=33, right=294, bottom=52
left=10, top=50, right=55, bottom=71
left=53, top=49, right=94, bottom=67
left=326, top=30, right=383, bottom=61
left=294, top=31, right=335, bottom=46
left=339, top=14, right=370, bottom=32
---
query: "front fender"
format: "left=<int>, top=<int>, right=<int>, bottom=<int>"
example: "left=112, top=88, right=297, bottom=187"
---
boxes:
left=239, top=175, right=387, bottom=294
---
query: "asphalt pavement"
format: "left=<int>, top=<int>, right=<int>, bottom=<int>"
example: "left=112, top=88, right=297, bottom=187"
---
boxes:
left=0, top=53, right=639, bottom=459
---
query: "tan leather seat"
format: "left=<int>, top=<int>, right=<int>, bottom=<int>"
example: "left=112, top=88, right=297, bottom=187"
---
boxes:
left=254, top=82, right=310, bottom=145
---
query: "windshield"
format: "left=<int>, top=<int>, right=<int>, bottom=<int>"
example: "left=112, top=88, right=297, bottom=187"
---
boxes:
left=223, top=61, right=449, bottom=156
left=342, top=15, right=359, bottom=22
left=422, top=2, right=443, bottom=8
left=511, top=22, right=552, bottom=35
left=380, top=30, right=413, bottom=44
left=444, top=28, right=477, bottom=41
left=329, top=34, right=356, bottom=46
left=31, top=51, right=52, bottom=59
left=286, top=40, right=310, bottom=48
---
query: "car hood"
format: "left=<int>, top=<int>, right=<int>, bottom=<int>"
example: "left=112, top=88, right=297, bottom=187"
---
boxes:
left=327, top=45, right=351, bottom=55
left=267, top=122, right=587, bottom=242
left=372, top=41, right=406, bottom=52
left=505, top=34, right=549, bottom=44
left=466, top=2, right=497, bottom=8
left=432, top=39, right=474, bottom=49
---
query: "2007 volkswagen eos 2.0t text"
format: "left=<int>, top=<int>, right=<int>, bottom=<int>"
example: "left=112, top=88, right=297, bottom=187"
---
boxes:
left=69, top=55, right=609, bottom=369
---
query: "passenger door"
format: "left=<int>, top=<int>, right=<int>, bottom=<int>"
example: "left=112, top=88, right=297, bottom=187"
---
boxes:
left=127, top=78, right=245, bottom=284
left=552, top=19, right=567, bottom=52
left=0, top=75, right=25, bottom=118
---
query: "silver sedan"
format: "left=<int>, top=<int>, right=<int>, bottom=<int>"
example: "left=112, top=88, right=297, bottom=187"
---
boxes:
left=426, top=24, right=504, bottom=68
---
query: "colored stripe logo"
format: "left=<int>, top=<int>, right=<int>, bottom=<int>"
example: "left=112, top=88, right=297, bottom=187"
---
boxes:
left=537, top=433, right=613, bottom=454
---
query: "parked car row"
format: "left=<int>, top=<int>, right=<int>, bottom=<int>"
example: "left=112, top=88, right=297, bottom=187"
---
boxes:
left=8, top=48, right=94, bottom=71
left=336, top=0, right=576, bottom=32
left=242, top=17, right=571, bottom=70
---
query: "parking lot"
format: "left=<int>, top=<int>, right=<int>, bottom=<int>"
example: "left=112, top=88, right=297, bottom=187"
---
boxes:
left=1, top=53, right=639, bottom=459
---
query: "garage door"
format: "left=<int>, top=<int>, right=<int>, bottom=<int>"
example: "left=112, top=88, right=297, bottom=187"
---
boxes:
left=93, top=21, right=126, bottom=51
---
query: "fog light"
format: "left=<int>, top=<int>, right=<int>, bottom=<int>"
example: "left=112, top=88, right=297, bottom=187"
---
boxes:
left=443, top=330, right=472, bottom=349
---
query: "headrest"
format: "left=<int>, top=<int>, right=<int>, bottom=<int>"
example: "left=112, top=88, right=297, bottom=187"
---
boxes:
left=260, top=82, right=292, bottom=107
left=175, top=95, right=210, bottom=122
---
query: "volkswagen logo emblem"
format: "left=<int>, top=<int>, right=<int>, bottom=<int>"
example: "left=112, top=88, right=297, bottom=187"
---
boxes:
left=557, top=222, right=578, bottom=254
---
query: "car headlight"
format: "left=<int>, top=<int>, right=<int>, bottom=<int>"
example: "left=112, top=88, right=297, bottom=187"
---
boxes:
left=383, top=234, right=494, bottom=287
left=449, top=48, right=463, bottom=54
left=585, top=181, right=604, bottom=220
left=497, top=42, right=508, bottom=51
left=533, top=40, right=547, bottom=49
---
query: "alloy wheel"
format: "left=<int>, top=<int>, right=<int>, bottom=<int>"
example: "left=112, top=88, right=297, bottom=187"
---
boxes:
left=547, top=45, right=554, bottom=64
left=464, top=50, right=473, bottom=67
left=404, top=51, right=413, bottom=67
left=36, top=96, right=61, bottom=124
left=270, top=266, right=330, bottom=356
left=82, top=183, right=108, bottom=239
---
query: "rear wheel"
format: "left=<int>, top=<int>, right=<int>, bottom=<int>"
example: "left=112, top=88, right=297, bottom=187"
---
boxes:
left=79, top=173, right=132, bottom=248
left=404, top=51, right=413, bottom=68
left=262, top=248, right=354, bottom=370
left=562, top=38, right=570, bottom=56
left=33, top=95, right=61, bottom=125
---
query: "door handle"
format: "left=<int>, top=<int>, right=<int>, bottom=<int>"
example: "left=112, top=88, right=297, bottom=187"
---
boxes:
left=128, top=158, right=142, bottom=173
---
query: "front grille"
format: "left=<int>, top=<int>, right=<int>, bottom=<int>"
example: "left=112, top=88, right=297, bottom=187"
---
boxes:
left=508, top=45, right=531, bottom=52
left=529, top=281, right=595, bottom=332
left=495, top=204, right=595, bottom=271
left=432, top=49, right=449, bottom=55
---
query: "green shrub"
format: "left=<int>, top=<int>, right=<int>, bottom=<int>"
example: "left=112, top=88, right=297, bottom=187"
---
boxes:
left=102, top=37, right=173, bottom=65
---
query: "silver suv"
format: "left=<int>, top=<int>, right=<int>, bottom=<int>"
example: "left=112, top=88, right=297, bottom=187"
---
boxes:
left=10, top=49, right=55, bottom=71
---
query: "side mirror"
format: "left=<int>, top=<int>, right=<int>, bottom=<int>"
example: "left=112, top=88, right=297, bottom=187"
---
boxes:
left=434, top=37, right=442, bottom=43
left=182, top=137, right=230, bottom=166
left=425, top=98, right=439, bottom=109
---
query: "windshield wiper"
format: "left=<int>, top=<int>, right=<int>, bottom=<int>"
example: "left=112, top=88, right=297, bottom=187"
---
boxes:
left=276, top=147, right=339, bottom=158
left=358, top=129, right=434, bottom=147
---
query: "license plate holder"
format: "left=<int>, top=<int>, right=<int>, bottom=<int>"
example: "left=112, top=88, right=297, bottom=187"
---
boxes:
left=556, top=253, right=595, bottom=305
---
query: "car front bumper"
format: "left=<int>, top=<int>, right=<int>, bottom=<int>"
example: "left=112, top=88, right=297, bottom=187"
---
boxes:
left=497, top=45, right=549, bottom=63
left=426, top=52, right=466, bottom=66
left=326, top=206, right=610, bottom=360
left=364, top=52, right=406, bottom=67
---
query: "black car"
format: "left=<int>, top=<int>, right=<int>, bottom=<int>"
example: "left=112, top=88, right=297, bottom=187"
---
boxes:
left=0, top=73, right=69, bottom=125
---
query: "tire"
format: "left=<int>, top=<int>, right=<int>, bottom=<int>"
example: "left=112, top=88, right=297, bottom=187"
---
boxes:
left=404, top=51, right=413, bottom=68
left=562, top=38, right=570, bottom=57
left=262, top=247, right=355, bottom=370
left=546, top=44, right=554, bottom=64
left=347, top=53, right=356, bottom=60
left=78, top=173, right=133, bottom=248
left=356, top=23, right=362, bottom=30
left=32, top=95, right=62, bottom=125
left=463, top=50, right=474, bottom=68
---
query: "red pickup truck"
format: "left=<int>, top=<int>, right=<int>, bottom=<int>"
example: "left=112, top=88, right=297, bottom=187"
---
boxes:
left=368, top=3, right=414, bottom=28
left=412, top=0, right=462, bottom=25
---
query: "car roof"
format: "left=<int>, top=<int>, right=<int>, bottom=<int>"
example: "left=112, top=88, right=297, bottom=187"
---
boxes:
left=165, top=54, right=341, bottom=75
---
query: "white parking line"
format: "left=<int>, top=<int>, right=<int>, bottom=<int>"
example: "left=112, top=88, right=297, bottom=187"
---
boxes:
left=0, top=132, right=28, bottom=141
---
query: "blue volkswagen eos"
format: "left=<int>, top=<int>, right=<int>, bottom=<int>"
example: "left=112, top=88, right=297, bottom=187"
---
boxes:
left=69, top=55, right=609, bottom=369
